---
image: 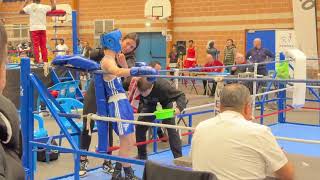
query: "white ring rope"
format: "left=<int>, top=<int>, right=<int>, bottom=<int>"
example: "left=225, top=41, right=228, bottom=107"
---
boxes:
left=182, top=103, right=216, bottom=112
left=88, top=114, right=194, bottom=131
left=133, top=113, right=155, bottom=117
left=85, top=113, right=320, bottom=145
left=252, top=87, right=294, bottom=98
left=307, top=86, right=320, bottom=89
left=276, top=136, right=320, bottom=144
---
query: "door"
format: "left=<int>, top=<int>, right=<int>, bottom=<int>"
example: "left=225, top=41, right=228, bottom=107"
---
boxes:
left=135, top=32, right=167, bottom=69
left=246, top=30, right=276, bottom=71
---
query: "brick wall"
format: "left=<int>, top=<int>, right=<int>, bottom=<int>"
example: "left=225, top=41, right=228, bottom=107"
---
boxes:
left=0, top=0, right=73, bottom=57
left=0, top=0, right=318, bottom=67
left=172, top=0, right=293, bottom=64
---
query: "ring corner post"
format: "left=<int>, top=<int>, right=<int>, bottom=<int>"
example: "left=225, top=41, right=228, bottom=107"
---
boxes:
left=20, top=58, right=35, bottom=179
left=72, top=10, right=79, bottom=55
left=278, top=82, right=286, bottom=123
left=94, top=73, right=110, bottom=155
left=188, top=115, right=193, bottom=145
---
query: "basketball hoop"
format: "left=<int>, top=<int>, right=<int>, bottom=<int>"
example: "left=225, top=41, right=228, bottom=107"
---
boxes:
left=145, top=0, right=171, bottom=21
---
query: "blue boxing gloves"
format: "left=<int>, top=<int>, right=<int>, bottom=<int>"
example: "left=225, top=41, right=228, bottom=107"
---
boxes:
left=52, top=55, right=100, bottom=71
left=130, top=66, right=158, bottom=82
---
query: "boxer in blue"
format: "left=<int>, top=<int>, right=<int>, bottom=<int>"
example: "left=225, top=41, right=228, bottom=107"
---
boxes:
left=97, top=29, right=157, bottom=180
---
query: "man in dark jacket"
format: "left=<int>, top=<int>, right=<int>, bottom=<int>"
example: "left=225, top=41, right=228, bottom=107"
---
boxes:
left=245, top=38, right=274, bottom=76
left=136, top=77, right=186, bottom=160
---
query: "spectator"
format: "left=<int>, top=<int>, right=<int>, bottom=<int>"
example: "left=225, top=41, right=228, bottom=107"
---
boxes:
left=136, top=77, right=185, bottom=160
left=231, top=53, right=253, bottom=93
left=184, top=40, right=197, bottom=68
left=17, top=41, right=30, bottom=57
left=56, top=39, right=69, bottom=56
left=82, top=41, right=92, bottom=58
left=7, top=41, right=16, bottom=58
left=231, top=53, right=248, bottom=75
left=77, top=39, right=83, bottom=54
left=206, top=40, right=219, bottom=60
left=167, top=45, right=179, bottom=69
left=246, top=38, right=275, bottom=76
left=149, top=60, right=162, bottom=71
left=223, top=39, right=237, bottom=72
left=20, top=0, right=56, bottom=64
left=191, top=84, right=294, bottom=180
left=0, top=23, right=25, bottom=180
left=7, top=41, right=15, bottom=52
left=202, top=54, right=224, bottom=96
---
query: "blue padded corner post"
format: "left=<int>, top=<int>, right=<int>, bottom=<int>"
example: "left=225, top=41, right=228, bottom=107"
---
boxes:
left=278, top=82, right=286, bottom=123
left=94, top=74, right=109, bottom=152
left=72, top=10, right=79, bottom=55
left=20, top=58, right=35, bottom=179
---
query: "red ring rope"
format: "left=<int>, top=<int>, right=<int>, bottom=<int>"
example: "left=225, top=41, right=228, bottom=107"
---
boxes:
left=107, top=132, right=193, bottom=152
left=254, top=107, right=294, bottom=119
left=302, top=107, right=320, bottom=111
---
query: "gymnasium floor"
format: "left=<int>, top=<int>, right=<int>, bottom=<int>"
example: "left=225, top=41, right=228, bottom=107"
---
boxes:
left=34, top=84, right=320, bottom=180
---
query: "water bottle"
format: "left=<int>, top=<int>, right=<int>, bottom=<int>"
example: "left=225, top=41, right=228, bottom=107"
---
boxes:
left=156, top=102, right=162, bottom=111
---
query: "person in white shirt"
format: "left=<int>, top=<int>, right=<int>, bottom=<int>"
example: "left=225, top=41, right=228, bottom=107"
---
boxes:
left=56, top=39, right=69, bottom=56
left=20, top=0, right=56, bottom=64
left=191, top=83, right=294, bottom=180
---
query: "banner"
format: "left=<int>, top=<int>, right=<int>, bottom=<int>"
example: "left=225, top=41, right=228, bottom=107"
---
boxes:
left=275, top=30, right=297, bottom=55
left=292, top=0, right=318, bottom=69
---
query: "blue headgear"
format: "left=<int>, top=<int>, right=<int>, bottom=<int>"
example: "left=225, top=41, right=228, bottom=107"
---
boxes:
left=100, top=29, right=122, bottom=53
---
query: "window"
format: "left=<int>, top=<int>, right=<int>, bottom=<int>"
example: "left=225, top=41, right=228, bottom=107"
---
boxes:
left=94, top=19, right=114, bottom=48
left=7, top=24, right=29, bottom=45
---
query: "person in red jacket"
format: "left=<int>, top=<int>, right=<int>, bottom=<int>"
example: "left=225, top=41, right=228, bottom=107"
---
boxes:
left=202, top=54, right=224, bottom=96
left=184, top=40, right=197, bottom=68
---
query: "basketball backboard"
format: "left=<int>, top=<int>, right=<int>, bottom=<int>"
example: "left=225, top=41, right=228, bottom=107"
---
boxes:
left=145, top=0, right=171, bottom=20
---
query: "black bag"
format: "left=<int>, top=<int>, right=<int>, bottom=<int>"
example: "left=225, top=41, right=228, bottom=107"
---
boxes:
left=36, top=139, right=59, bottom=162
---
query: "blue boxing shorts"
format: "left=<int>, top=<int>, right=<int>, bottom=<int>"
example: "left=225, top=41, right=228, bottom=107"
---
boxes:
left=96, top=93, right=135, bottom=153
left=108, top=93, right=135, bottom=136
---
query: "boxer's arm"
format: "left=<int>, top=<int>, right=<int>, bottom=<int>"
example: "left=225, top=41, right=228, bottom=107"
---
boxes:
left=100, top=57, right=131, bottom=78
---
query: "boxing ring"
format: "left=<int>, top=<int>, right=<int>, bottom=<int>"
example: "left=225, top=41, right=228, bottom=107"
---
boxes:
left=19, top=50, right=320, bottom=180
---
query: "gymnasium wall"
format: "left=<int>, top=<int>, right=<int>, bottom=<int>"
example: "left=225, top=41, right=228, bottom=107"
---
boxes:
left=0, top=0, right=73, bottom=58
left=0, top=0, right=319, bottom=71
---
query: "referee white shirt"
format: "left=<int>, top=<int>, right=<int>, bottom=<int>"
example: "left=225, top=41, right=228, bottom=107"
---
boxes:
left=191, top=111, right=288, bottom=180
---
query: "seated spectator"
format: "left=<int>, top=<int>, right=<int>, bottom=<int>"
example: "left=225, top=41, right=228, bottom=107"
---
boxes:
left=231, top=53, right=253, bottom=93
left=191, top=84, right=294, bottom=180
left=17, top=41, right=30, bottom=56
left=202, top=54, right=224, bottom=96
left=231, top=53, right=248, bottom=75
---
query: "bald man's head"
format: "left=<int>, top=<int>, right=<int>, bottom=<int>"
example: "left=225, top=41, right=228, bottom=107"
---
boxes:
left=235, top=53, right=245, bottom=64
left=253, top=38, right=262, bottom=49
left=220, top=83, right=253, bottom=120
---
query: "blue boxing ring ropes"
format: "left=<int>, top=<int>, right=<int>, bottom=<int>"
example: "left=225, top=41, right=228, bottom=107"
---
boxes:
left=19, top=56, right=320, bottom=179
